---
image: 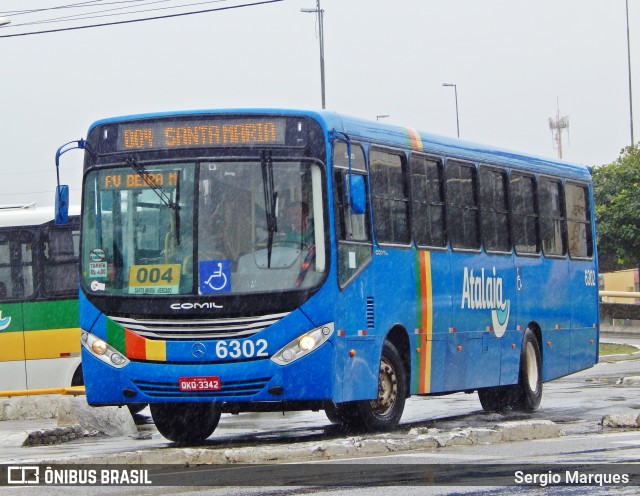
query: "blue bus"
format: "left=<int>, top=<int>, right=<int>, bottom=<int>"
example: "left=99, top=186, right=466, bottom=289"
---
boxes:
left=58, top=109, right=599, bottom=442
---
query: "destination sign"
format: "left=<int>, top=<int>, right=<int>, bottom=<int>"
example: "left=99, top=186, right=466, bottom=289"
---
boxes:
left=117, top=118, right=287, bottom=151
left=101, top=170, right=179, bottom=190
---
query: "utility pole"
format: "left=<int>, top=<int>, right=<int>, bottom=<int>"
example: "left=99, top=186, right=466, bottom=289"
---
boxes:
left=625, top=0, right=635, bottom=145
left=301, top=1, right=326, bottom=109
left=549, top=101, right=569, bottom=159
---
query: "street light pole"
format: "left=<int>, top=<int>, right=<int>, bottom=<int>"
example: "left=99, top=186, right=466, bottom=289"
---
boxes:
left=442, top=83, right=460, bottom=138
left=625, top=0, right=635, bottom=145
left=301, top=1, right=326, bottom=109
left=376, top=114, right=389, bottom=122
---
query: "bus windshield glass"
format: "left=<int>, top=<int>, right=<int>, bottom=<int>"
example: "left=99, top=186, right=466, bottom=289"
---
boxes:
left=81, top=159, right=326, bottom=296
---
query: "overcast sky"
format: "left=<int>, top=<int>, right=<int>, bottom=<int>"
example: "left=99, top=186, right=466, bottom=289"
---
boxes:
left=1, top=0, right=638, bottom=208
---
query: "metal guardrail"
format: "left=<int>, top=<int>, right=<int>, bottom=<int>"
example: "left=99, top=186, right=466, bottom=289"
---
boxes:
left=600, top=291, right=640, bottom=299
left=0, top=386, right=85, bottom=398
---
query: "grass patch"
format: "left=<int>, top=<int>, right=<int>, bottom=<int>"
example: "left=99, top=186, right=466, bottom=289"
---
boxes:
left=600, top=343, right=639, bottom=356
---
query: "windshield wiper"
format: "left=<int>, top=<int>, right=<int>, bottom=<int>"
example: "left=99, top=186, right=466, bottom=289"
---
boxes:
left=261, top=150, right=278, bottom=268
left=126, top=157, right=181, bottom=244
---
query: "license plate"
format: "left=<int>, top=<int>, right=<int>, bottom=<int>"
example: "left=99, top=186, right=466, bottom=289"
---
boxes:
left=178, top=376, right=221, bottom=391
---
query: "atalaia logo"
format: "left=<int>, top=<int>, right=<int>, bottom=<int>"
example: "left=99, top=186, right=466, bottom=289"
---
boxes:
left=461, top=267, right=511, bottom=337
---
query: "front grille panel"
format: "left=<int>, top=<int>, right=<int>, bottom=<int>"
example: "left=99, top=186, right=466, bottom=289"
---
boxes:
left=132, top=377, right=271, bottom=398
left=109, top=312, right=289, bottom=340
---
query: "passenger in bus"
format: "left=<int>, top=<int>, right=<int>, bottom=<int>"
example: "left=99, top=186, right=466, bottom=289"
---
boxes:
left=0, top=281, right=7, bottom=299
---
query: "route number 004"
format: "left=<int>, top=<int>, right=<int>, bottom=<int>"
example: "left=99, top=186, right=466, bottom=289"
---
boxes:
left=215, top=339, right=268, bottom=359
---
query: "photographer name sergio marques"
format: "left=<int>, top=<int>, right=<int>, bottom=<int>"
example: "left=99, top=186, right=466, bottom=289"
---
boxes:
left=515, top=469, right=631, bottom=487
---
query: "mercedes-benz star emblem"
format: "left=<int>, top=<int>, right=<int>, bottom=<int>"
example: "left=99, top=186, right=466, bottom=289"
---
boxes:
left=192, top=342, right=206, bottom=359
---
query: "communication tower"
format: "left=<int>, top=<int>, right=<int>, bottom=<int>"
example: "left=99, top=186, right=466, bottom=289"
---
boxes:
left=549, top=100, right=569, bottom=159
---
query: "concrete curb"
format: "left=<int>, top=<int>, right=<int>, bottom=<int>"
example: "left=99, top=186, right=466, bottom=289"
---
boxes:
left=601, top=414, right=640, bottom=428
left=32, top=419, right=563, bottom=465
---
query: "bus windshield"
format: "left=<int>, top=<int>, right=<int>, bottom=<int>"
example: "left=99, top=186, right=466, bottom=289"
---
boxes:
left=81, top=159, right=326, bottom=296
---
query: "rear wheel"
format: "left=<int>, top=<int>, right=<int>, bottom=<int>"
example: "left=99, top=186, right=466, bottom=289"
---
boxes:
left=335, top=341, right=407, bottom=432
left=150, top=402, right=221, bottom=444
left=516, top=329, right=542, bottom=411
left=478, top=328, right=542, bottom=413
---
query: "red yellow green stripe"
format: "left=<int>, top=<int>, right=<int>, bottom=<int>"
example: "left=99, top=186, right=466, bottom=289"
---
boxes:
left=407, top=128, right=423, bottom=151
left=106, top=317, right=167, bottom=361
left=415, top=251, right=433, bottom=394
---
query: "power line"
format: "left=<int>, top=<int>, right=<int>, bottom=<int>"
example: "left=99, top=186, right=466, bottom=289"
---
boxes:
left=7, top=1, right=195, bottom=27
left=0, top=0, right=283, bottom=38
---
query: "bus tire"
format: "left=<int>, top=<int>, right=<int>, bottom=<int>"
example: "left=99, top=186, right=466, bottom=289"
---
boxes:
left=71, top=365, right=84, bottom=387
left=515, top=328, right=543, bottom=411
left=478, top=385, right=517, bottom=413
left=324, top=402, right=343, bottom=424
left=478, top=329, right=542, bottom=413
left=150, top=402, right=221, bottom=444
left=342, top=341, right=406, bottom=432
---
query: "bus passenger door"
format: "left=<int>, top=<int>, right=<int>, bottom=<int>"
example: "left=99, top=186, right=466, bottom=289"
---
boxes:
left=0, top=233, right=29, bottom=391
left=331, top=144, right=377, bottom=402
left=24, top=225, right=81, bottom=389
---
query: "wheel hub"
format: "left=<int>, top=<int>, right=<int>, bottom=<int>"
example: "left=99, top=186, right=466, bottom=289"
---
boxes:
left=371, top=357, right=398, bottom=415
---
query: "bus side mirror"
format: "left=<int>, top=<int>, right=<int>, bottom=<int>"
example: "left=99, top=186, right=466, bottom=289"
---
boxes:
left=55, top=185, right=70, bottom=225
left=349, top=175, right=366, bottom=215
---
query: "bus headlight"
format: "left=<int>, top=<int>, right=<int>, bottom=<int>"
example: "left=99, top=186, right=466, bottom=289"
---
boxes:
left=271, top=323, right=334, bottom=366
left=81, top=331, right=130, bottom=369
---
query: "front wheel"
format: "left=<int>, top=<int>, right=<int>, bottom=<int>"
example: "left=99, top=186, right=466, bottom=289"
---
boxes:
left=150, top=402, right=221, bottom=444
left=337, top=341, right=407, bottom=432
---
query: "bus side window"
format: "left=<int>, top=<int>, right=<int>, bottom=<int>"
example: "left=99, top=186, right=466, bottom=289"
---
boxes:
left=410, top=154, right=446, bottom=248
left=565, top=183, right=593, bottom=259
left=445, top=160, right=480, bottom=250
left=332, top=141, right=372, bottom=287
left=370, top=148, right=410, bottom=245
left=43, top=227, right=80, bottom=296
left=479, top=166, right=511, bottom=253
left=0, top=233, right=35, bottom=300
left=510, top=172, right=540, bottom=254
left=538, top=178, right=567, bottom=257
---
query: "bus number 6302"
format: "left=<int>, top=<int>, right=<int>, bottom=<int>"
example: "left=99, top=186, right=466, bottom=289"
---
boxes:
left=215, top=339, right=268, bottom=359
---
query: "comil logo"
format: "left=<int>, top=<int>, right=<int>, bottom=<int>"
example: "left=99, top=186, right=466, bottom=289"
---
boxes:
left=461, top=266, right=511, bottom=337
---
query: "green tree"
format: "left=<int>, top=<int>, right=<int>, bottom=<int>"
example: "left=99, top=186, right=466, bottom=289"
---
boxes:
left=592, top=145, right=640, bottom=272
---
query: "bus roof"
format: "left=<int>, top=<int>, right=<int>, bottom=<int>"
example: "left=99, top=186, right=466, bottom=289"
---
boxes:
left=87, top=108, right=592, bottom=181
left=0, top=204, right=80, bottom=228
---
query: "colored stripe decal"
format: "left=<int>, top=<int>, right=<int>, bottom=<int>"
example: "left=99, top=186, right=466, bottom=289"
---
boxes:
left=125, top=327, right=167, bottom=362
left=146, top=338, right=167, bottom=362
left=106, top=316, right=166, bottom=361
left=416, top=251, right=433, bottom=394
left=106, top=317, right=126, bottom=354
left=125, top=328, right=146, bottom=360
left=407, top=128, right=423, bottom=151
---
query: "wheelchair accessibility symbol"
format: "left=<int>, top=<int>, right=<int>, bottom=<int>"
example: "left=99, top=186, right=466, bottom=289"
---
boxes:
left=199, top=260, right=231, bottom=294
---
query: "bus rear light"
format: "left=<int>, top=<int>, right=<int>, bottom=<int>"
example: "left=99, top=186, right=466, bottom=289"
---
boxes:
left=82, top=331, right=130, bottom=369
left=271, top=323, right=334, bottom=366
